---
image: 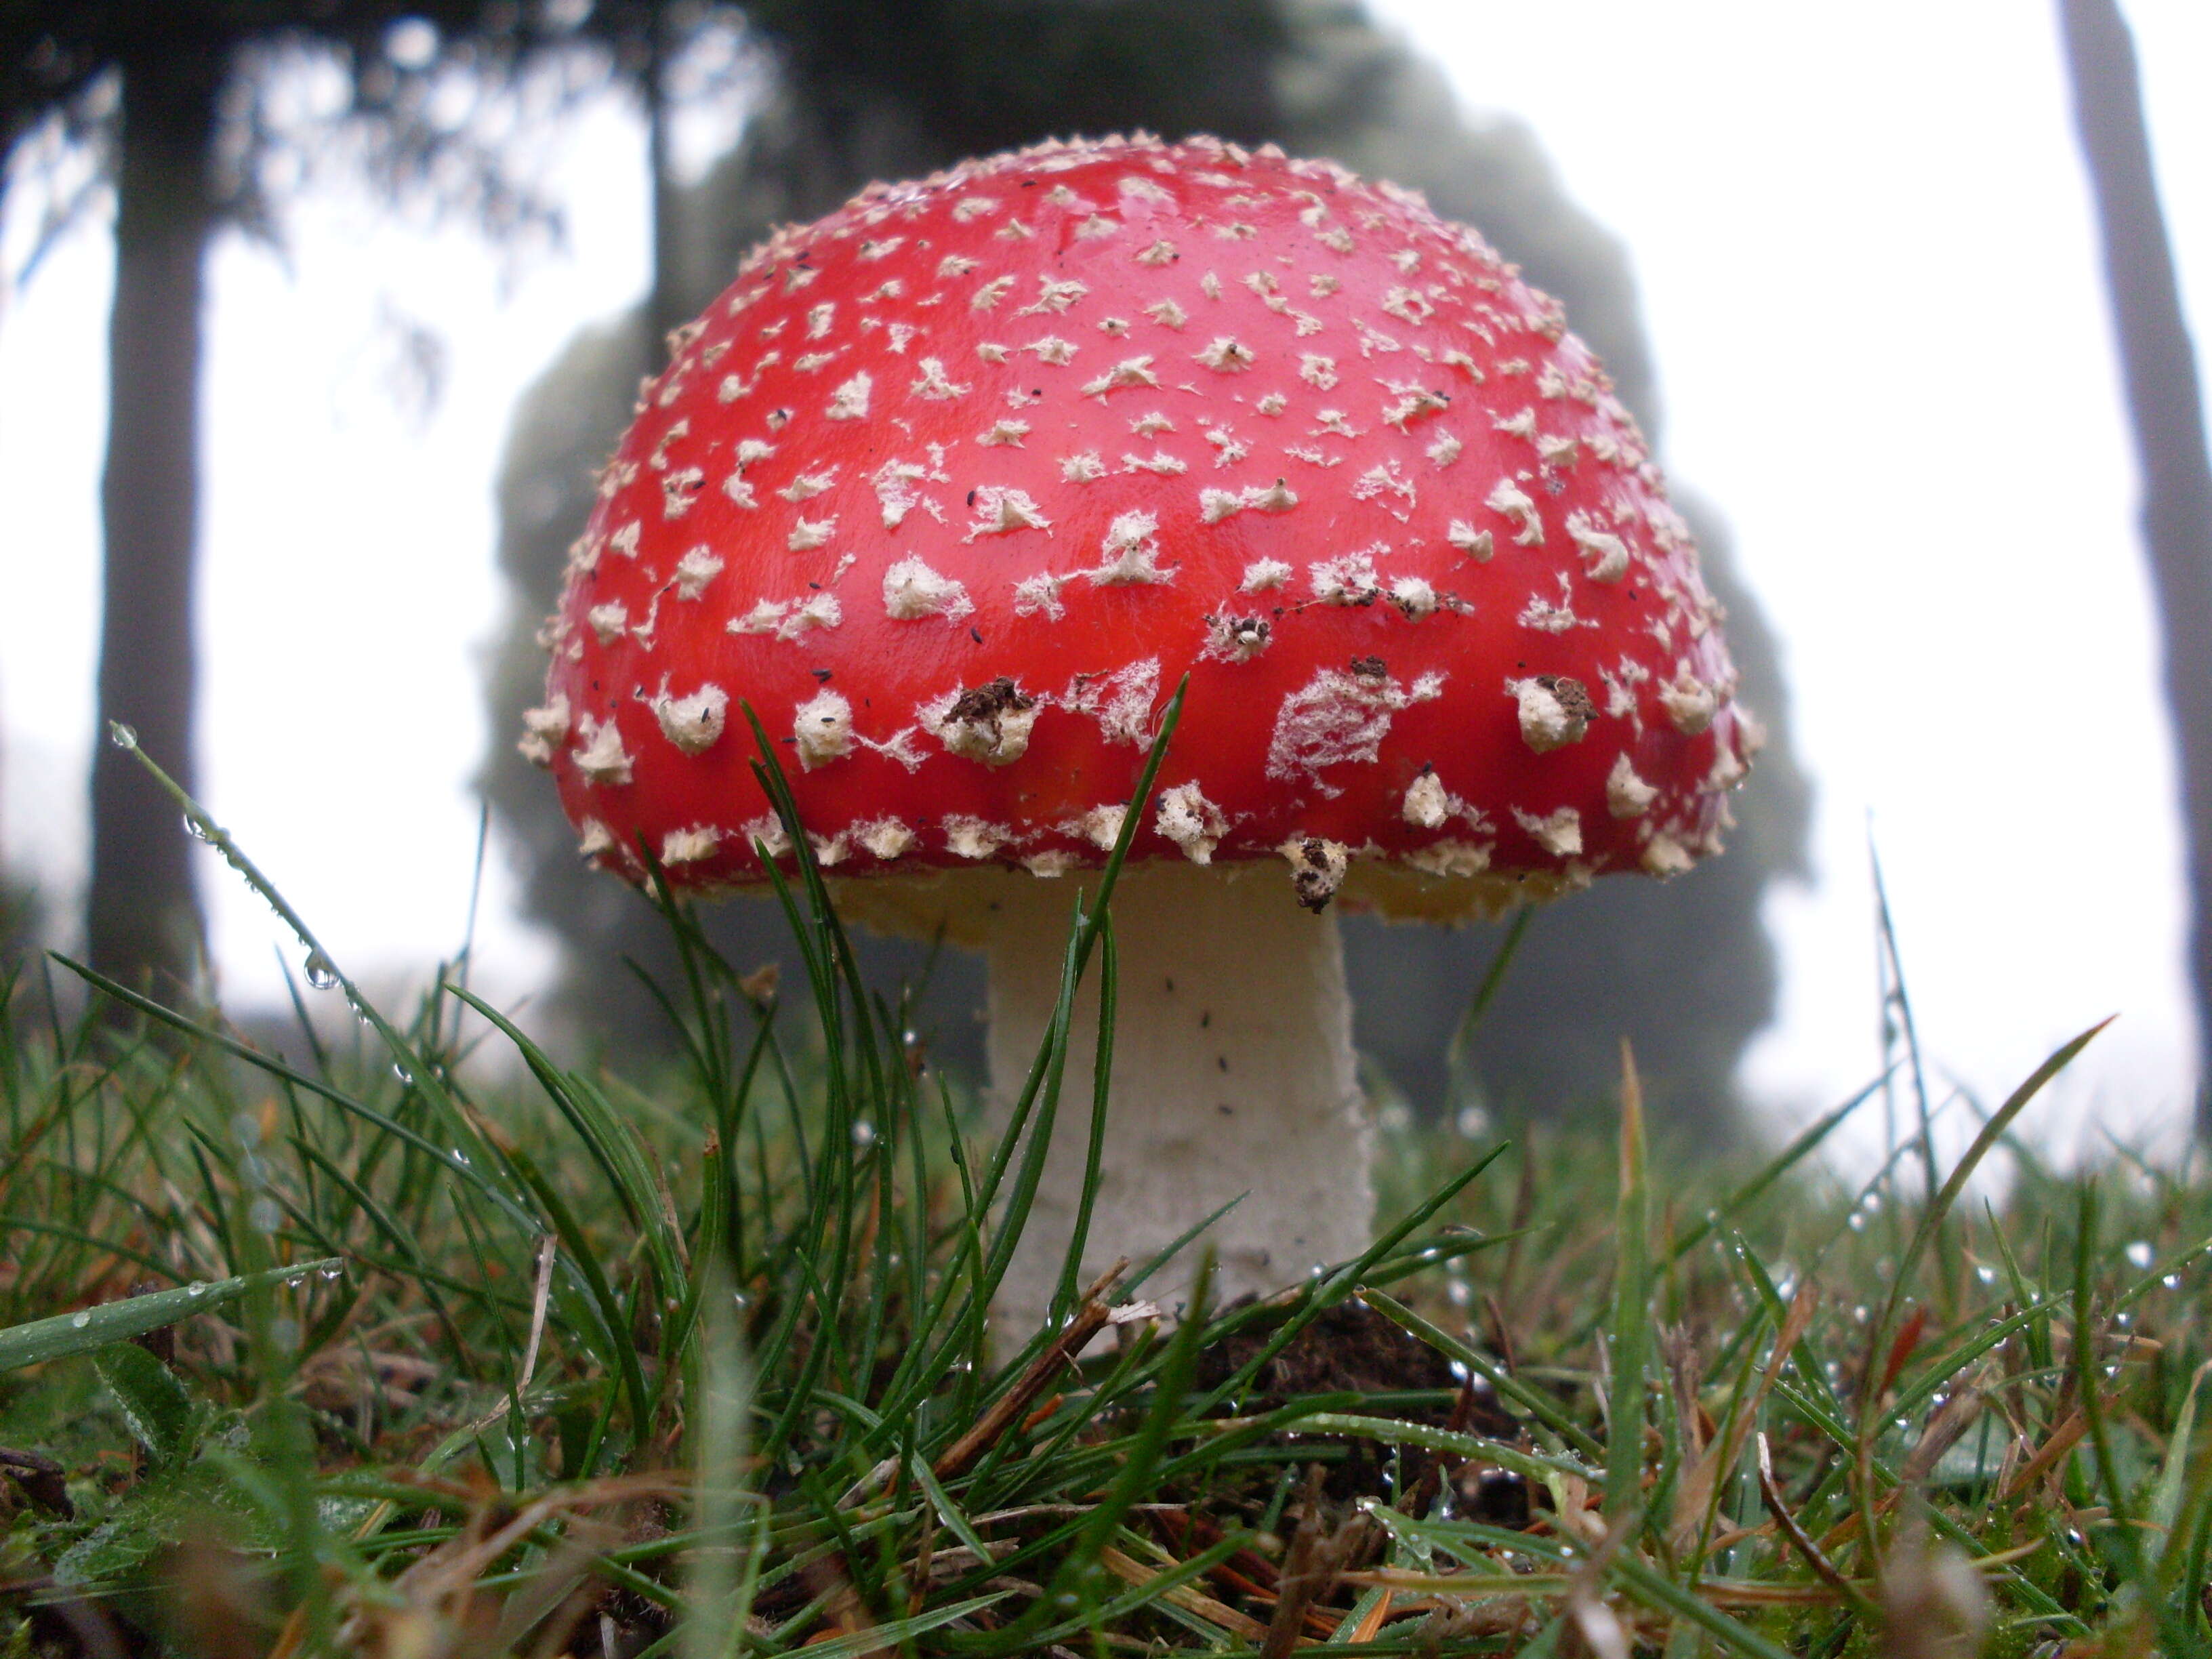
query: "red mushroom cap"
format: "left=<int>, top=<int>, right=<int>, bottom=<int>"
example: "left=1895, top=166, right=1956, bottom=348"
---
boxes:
left=527, top=134, right=1753, bottom=920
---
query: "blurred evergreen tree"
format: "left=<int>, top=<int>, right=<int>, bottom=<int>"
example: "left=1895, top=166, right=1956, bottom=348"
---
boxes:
left=1, top=1, right=741, bottom=1007
left=481, top=0, right=1811, bottom=1132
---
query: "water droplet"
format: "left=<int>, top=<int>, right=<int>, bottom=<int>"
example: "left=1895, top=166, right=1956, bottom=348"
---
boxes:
left=304, top=951, right=338, bottom=991
left=852, top=1120, right=876, bottom=1149
left=392, top=1061, right=414, bottom=1085
left=1848, top=1212, right=1867, bottom=1233
left=1455, top=1105, right=1488, bottom=1139
left=318, top=1263, right=343, bottom=1282
left=2115, top=1310, right=2133, bottom=1327
left=1448, top=1279, right=1471, bottom=1307
left=1852, top=1304, right=1870, bottom=1323
left=181, top=813, right=213, bottom=842
left=2126, top=1240, right=2154, bottom=1270
left=185, top=1282, right=208, bottom=1297
left=70, top=1310, right=91, bottom=1328
left=109, top=722, right=138, bottom=750
left=2163, top=1273, right=2181, bottom=1290
left=1975, top=1265, right=1997, bottom=1284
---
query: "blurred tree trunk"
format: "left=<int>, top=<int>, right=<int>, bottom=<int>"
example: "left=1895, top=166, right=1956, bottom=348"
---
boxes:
left=2057, top=0, right=2212, bottom=1132
left=86, top=37, right=220, bottom=999
left=643, top=0, right=684, bottom=347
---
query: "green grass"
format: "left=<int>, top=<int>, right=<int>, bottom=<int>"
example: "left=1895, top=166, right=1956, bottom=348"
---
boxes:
left=1, top=720, right=2209, bottom=1657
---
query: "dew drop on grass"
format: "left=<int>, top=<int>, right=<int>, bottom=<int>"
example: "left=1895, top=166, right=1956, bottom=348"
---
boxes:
left=1455, top=1105, right=1488, bottom=1139
left=110, top=723, right=138, bottom=750
left=1448, top=1279, right=1471, bottom=1307
left=2164, top=1273, right=2182, bottom=1290
left=70, top=1311, right=90, bottom=1329
left=1976, top=1265, right=1997, bottom=1284
left=185, top=1282, right=207, bottom=1297
left=1848, top=1212, right=1867, bottom=1233
left=304, top=951, right=339, bottom=991
left=852, top=1120, right=876, bottom=1148
left=2126, top=1240, right=2154, bottom=1269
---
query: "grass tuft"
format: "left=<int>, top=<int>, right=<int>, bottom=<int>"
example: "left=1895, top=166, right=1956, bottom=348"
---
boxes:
left=0, top=733, right=2201, bottom=1656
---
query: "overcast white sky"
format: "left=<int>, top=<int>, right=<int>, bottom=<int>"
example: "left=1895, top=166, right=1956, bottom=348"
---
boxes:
left=3, top=2, right=2209, bottom=1157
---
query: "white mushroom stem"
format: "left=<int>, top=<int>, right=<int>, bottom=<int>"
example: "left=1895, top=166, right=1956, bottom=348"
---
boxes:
left=979, top=862, right=1372, bottom=1339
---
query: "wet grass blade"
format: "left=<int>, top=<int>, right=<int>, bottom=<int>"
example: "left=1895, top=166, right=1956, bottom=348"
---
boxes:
left=1864, top=1018, right=2112, bottom=1425
left=1607, top=1042, right=1650, bottom=1519
left=1669, top=1073, right=1887, bottom=1263
left=0, top=1257, right=340, bottom=1371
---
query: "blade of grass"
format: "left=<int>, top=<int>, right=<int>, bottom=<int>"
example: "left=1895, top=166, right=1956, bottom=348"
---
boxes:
left=1669, top=1074, right=1887, bottom=1263
left=1607, top=1040, right=1650, bottom=1519
left=0, top=1257, right=340, bottom=1371
left=1863, top=1019, right=2112, bottom=1424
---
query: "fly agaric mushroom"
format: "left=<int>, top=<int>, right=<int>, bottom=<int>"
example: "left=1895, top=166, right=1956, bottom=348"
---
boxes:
left=527, top=134, right=1755, bottom=1331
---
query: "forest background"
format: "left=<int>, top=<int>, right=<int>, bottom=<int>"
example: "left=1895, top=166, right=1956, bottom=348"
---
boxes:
left=1, top=0, right=2209, bottom=1160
